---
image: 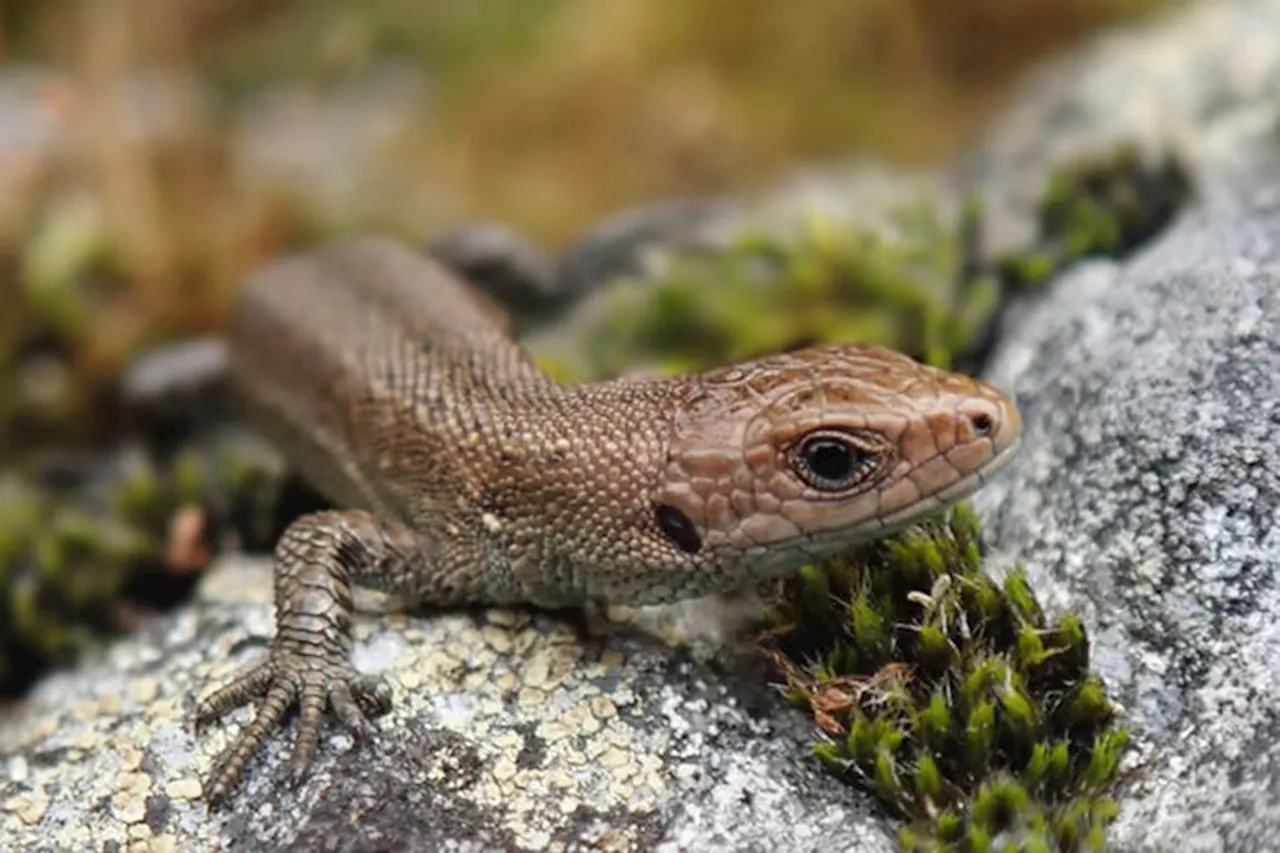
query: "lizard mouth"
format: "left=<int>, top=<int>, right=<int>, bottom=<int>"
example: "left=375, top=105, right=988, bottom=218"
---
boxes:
left=771, top=435, right=1022, bottom=568
left=874, top=435, right=1022, bottom=533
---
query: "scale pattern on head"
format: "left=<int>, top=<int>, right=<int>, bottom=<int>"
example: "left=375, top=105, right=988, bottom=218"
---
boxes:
left=649, top=342, right=1021, bottom=585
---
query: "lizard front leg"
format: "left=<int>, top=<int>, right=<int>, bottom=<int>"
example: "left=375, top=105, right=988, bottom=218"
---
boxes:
left=193, top=509, right=423, bottom=806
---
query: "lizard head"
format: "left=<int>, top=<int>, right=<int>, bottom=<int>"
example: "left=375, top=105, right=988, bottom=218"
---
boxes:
left=650, top=342, right=1021, bottom=579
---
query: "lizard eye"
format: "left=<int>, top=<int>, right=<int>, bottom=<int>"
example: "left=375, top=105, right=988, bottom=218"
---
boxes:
left=790, top=430, right=880, bottom=492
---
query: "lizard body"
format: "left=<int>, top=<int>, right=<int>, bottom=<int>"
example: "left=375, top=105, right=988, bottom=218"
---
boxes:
left=194, top=236, right=1022, bottom=804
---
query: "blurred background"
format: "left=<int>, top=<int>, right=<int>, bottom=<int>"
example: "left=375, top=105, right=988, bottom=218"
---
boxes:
left=0, top=0, right=1172, bottom=698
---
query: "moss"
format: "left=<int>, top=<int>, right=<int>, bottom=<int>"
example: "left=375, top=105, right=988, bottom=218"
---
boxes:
left=758, top=504, right=1128, bottom=851
left=998, top=144, right=1193, bottom=290
left=0, top=429, right=294, bottom=697
left=536, top=143, right=1193, bottom=386
left=537, top=195, right=998, bottom=382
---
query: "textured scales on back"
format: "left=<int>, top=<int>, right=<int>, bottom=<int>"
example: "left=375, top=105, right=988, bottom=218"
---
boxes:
left=195, top=235, right=1022, bottom=806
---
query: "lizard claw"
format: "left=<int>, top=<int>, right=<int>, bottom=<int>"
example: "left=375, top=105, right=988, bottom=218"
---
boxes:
left=193, top=646, right=391, bottom=808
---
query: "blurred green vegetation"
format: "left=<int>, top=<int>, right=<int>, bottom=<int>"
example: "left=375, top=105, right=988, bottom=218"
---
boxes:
left=532, top=144, right=1192, bottom=384
left=5, top=0, right=1174, bottom=246
left=532, top=198, right=997, bottom=381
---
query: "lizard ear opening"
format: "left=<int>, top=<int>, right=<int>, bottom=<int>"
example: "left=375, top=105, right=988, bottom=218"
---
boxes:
left=654, top=503, right=702, bottom=554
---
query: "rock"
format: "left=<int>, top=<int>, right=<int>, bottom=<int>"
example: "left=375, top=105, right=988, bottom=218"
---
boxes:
left=119, top=338, right=234, bottom=443
left=427, top=221, right=566, bottom=328
left=960, top=0, right=1280, bottom=254
left=0, top=558, right=892, bottom=851
left=971, top=151, right=1280, bottom=852
left=554, top=198, right=735, bottom=296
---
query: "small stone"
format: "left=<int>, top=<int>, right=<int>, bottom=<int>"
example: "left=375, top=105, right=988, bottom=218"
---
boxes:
left=130, top=679, right=158, bottom=705
left=548, top=771, right=575, bottom=790
left=491, top=730, right=523, bottom=751
left=481, top=625, right=513, bottom=654
left=558, top=797, right=581, bottom=815
left=149, top=698, right=180, bottom=721
left=119, top=772, right=151, bottom=796
left=165, top=778, right=202, bottom=801
left=111, top=793, right=147, bottom=824
left=522, top=653, right=551, bottom=689
left=486, top=608, right=521, bottom=628
left=462, top=670, right=491, bottom=692
left=118, top=745, right=143, bottom=772
left=538, top=721, right=571, bottom=743
left=512, top=629, right=540, bottom=657
left=674, top=763, right=701, bottom=785
left=16, top=794, right=49, bottom=825
left=492, top=758, right=518, bottom=782
left=598, top=748, right=630, bottom=768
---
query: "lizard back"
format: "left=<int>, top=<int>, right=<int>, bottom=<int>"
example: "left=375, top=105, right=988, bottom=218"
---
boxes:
left=230, top=236, right=554, bottom=517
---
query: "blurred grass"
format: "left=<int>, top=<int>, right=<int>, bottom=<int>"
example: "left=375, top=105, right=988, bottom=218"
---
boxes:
left=14, top=0, right=1175, bottom=241
left=406, top=0, right=1173, bottom=244
left=0, top=0, right=1174, bottom=382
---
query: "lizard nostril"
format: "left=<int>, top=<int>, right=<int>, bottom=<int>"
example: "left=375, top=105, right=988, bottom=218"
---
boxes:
left=969, top=411, right=994, bottom=438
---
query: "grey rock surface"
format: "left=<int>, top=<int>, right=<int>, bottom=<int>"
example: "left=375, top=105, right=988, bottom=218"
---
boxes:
left=0, top=560, right=892, bottom=852
left=961, top=0, right=1280, bottom=253
left=973, top=159, right=1280, bottom=852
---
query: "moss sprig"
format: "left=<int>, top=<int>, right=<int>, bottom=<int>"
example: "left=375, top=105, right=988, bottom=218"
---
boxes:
left=0, top=428, right=293, bottom=696
left=759, top=503, right=1128, bottom=851
left=539, top=196, right=999, bottom=382
left=997, top=144, right=1192, bottom=290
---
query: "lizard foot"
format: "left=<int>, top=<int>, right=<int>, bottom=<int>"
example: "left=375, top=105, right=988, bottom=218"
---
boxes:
left=193, top=646, right=392, bottom=807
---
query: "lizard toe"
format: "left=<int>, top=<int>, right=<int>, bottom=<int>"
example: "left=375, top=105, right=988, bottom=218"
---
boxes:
left=352, top=673, right=393, bottom=716
left=192, top=658, right=275, bottom=731
left=205, top=676, right=295, bottom=807
left=330, top=680, right=376, bottom=741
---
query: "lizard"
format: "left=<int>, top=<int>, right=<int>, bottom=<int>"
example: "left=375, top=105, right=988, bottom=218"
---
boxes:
left=192, top=235, right=1023, bottom=806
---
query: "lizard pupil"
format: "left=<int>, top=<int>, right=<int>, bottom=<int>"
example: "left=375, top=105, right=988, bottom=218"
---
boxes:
left=655, top=504, right=702, bottom=554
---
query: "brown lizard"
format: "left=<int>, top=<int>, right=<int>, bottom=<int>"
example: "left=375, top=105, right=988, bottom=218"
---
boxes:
left=193, top=235, right=1022, bottom=805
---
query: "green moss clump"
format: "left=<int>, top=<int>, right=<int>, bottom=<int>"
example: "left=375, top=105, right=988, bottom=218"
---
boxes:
left=534, top=143, right=1193, bottom=387
left=759, top=503, right=1128, bottom=851
left=0, top=429, right=294, bottom=696
left=536, top=196, right=999, bottom=381
left=0, top=185, right=308, bottom=697
left=998, top=144, right=1193, bottom=290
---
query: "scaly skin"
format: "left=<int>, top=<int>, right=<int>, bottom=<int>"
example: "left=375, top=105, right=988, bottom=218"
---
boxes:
left=193, top=236, right=1022, bottom=806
